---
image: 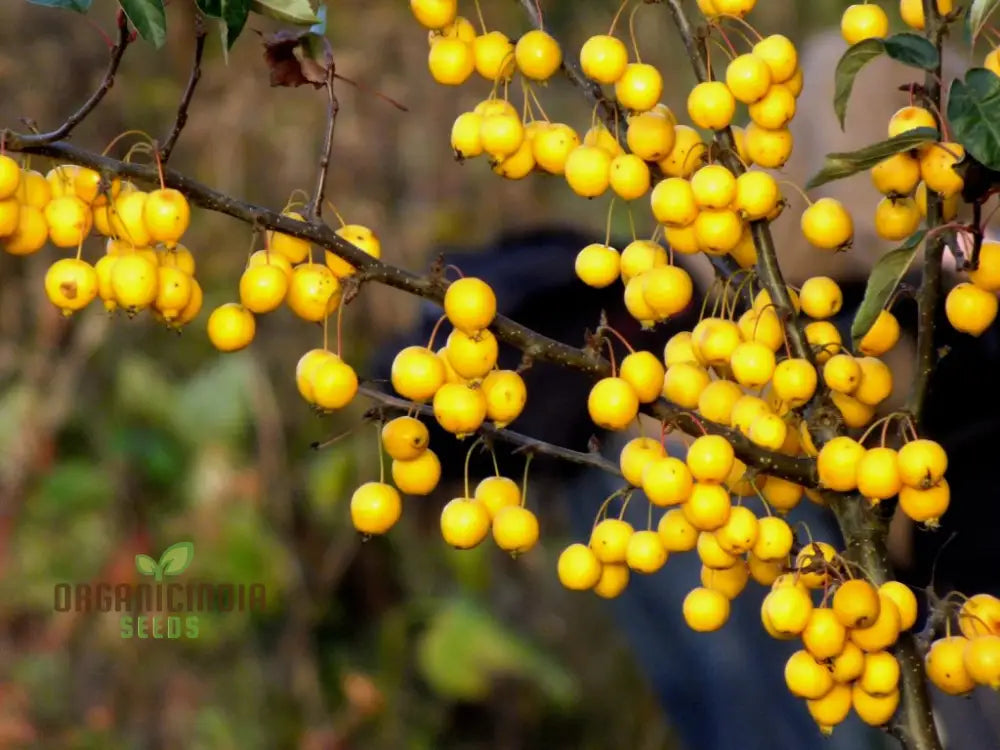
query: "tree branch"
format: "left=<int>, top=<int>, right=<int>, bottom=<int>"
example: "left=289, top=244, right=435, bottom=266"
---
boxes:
left=906, top=0, right=948, bottom=428
left=2, top=129, right=818, bottom=486
left=159, top=15, right=206, bottom=163
left=355, top=385, right=623, bottom=477
left=15, top=12, right=130, bottom=146
left=311, top=68, right=339, bottom=222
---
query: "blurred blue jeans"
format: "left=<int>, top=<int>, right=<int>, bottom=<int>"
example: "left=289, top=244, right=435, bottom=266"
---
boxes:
left=562, top=436, right=1000, bottom=750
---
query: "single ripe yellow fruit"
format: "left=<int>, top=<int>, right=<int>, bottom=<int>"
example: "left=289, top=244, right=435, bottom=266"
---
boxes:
left=833, top=579, right=881, bottom=629
left=802, top=608, right=849, bottom=660
left=492, top=505, right=540, bottom=554
left=533, top=123, right=581, bottom=174
left=619, top=351, right=666, bottom=404
left=807, top=682, right=852, bottom=733
left=925, top=636, right=975, bottom=695
left=473, top=31, right=515, bottom=82
left=919, top=142, right=965, bottom=198
left=744, top=123, right=794, bottom=169
left=481, top=369, right=526, bottom=428
left=564, top=145, right=612, bottom=198
left=286, top=263, right=341, bottom=322
left=897, top=438, right=948, bottom=488
left=852, top=684, right=900, bottom=727
left=715, top=505, right=759, bottom=555
left=841, top=4, right=890, bottom=44
left=856, top=447, right=902, bottom=501
left=874, top=196, right=921, bottom=241
left=898, top=480, right=950, bottom=526
left=590, top=518, right=634, bottom=564
left=451, top=111, right=483, bottom=159
left=492, top=137, right=536, bottom=180
left=514, top=29, right=562, bottom=81
left=697, top=379, right=743, bottom=425
left=381, top=416, right=430, bottom=461
left=575, top=243, right=620, bottom=288
left=445, top=328, right=498, bottom=379
left=900, top=0, right=953, bottom=31
left=161, top=244, right=196, bottom=275
left=588, top=376, right=639, bottom=430
left=752, top=516, right=794, bottom=562
left=730, top=341, right=776, bottom=388
left=625, top=530, right=669, bottom=574
left=871, top=152, right=921, bottom=196
left=643, top=457, right=694, bottom=507
left=658, top=507, right=698, bottom=551
left=725, top=53, right=772, bottom=105
left=110, top=253, right=159, bottom=312
left=662, top=362, right=711, bottom=409
left=410, top=0, right=457, bottom=29
left=580, top=34, right=628, bottom=85
left=762, top=585, right=813, bottom=638
left=682, top=586, right=731, bottom=632
left=153, top=266, right=193, bottom=320
left=557, top=543, right=603, bottom=590
left=857, top=309, right=900, bottom=356
left=690, top=164, right=737, bottom=210
left=784, top=649, right=834, bottom=700
left=642, top=264, right=694, bottom=319
left=734, top=170, right=780, bottom=221
left=946, top=282, right=998, bottom=336
left=392, top=450, right=441, bottom=496
left=327, top=224, right=382, bottom=278
left=748, top=412, right=788, bottom=451
left=432, top=382, right=487, bottom=437
left=239, top=263, right=288, bottom=314
left=694, top=208, right=743, bottom=254
left=748, top=85, right=797, bottom=129
left=441, top=497, right=491, bottom=549
left=609, top=154, right=651, bottom=200
left=312, top=358, right=359, bottom=411
left=391, top=346, right=446, bottom=402
left=800, top=276, right=843, bottom=319
left=143, top=188, right=190, bottom=247
left=615, top=63, right=664, bottom=112
left=687, top=81, right=736, bottom=131
left=296, top=349, right=337, bottom=404
left=761, top=475, right=804, bottom=512
left=686, top=434, right=735, bottom=484
left=44, top=195, right=92, bottom=248
left=650, top=177, right=698, bottom=227
left=249, top=249, right=293, bottom=278
left=817, top=436, right=865, bottom=492
left=969, top=241, right=1000, bottom=291
left=626, top=112, right=675, bottom=162
left=583, top=123, right=624, bottom=156
left=207, top=303, right=256, bottom=352
left=428, top=37, right=475, bottom=85
left=823, top=353, right=862, bottom=394
left=350, top=482, right=402, bottom=535
left=44, top=258, right=98, bottom=314
left=801, top=197, right=853, bottom=251
left=963, top=635, right=1000, bottom=689
left=593, top=563, right=630, bottom=599
left=771, top=358, right=817, bottom=408
left=266, top=211, right=311, bottom=264
left=752, top=34, right=798, bottom=83
left=831, top=641, right=866, bottom=683
left=701, top=562, right=749, bottom=599
left=15, top=169, right=52, bottom=209
left=621, top=238, right=666, bottom=282
left=444, top=276, right=496, bottom=334
left=683, top=482, right=732, bottom=531
left=474, top=476, right=521, bottom=519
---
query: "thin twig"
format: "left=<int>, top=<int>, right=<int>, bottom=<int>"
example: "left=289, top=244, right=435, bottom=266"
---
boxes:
left=356, top=385, right=622, bottom=477
left=16, top=13, right=130, bottom=145
left=159, top=15, right=207, bottom=163
left=312, top=67, right=339, bottom=221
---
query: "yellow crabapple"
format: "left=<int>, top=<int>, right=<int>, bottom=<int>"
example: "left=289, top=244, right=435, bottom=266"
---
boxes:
left=687, top=81, right=736, bottom=131
left=744, top=123, right=794, bottom=168
left=533, top=123, right=581, bottom=175
left=626, top=111, right=676, bottom=162
left=841, top=3, right=890, bottom=44
left=615, top=63, right=664, bottom=112
left=946, top=282, right=998, bottom=336
left=514, top=29, right=562, bottom=81
left=752, top=34, right=798, bottom=83
left=725, top=53, right=772, bottom=105
left=925, top=636, right=975, bottom=695
left=900, top=0, right=954, bottom=31
left=564, top=145, right=612, bottom=198
left=557, top=544, right=603, bottom=590
left=748, top=85, right=797, bottom=130
left=898, top=480, right=950, bottom=526
left=432, top=382, right=487, bottom=437
left=428, top=37, right=475, bottom=85
left=580, top=34, right=628, bottom=84
left=440, top=497, right=492, bottom=549
left=657, top=125, right=707, bottom=177
left=473, top=31, right=515, bottom=82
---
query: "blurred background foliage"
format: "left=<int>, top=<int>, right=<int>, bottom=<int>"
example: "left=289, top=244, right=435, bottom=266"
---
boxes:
left=0, top=0, right=877, bottom=747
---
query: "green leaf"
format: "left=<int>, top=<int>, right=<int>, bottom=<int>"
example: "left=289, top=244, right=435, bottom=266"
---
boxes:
left=969, top=0, right=1000, bottom=42
left=850, top=231, right=927, bottom=348
left=948, top=68, right=1000, bottom=172
left=158, top=541, right=195, bottom=576
left=196, top=0, right=250, bottom=49
left=135, top=553, right=159, bottom=577
left=805, top=128, right=940, bottom=189
left=833, top=35, right=940, bottom=129
left=119, top=0, right=167, bottom=48
left=834, top=38, right=888, bottom=130
left=882, top=33, right=939, bottom=71
left=25, top=0, right=92, bottom=11
left=250, top=0, right=319, bottom=24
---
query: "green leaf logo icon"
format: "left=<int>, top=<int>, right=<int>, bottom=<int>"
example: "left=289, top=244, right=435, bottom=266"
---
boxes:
left=134, top=542, right=195, bottom=582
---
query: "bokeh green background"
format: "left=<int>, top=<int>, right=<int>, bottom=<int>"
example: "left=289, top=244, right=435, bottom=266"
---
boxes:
left=0, top=1, right=906, bottom=747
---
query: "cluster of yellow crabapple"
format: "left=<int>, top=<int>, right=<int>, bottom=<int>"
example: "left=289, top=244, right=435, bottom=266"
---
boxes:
left=0, top=158, right=201, bottom=322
